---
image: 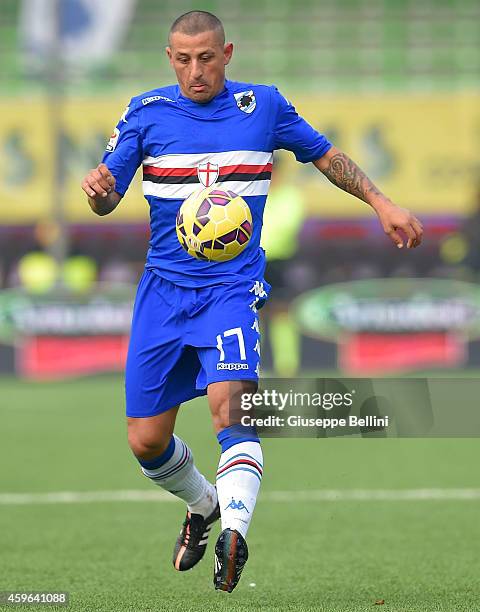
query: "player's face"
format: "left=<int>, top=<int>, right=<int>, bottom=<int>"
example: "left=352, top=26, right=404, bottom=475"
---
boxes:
left=166, top=31, right=233, bottom=103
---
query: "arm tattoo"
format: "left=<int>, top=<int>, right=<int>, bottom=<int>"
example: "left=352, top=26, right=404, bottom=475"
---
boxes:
left=322, top=152, right=383, bottom=203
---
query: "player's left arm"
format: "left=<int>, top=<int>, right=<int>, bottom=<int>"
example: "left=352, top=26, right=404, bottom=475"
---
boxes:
left=313, top=146, right=423, bottom=249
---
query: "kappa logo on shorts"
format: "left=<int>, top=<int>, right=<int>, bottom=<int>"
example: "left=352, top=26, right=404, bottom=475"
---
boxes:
left=234, top=90, right=256, bottom=114
left=249, top=281, right=267, bottom=312
left=249, top=281, right=267, bottom=298
left=217, top=362, right=249, bottom=371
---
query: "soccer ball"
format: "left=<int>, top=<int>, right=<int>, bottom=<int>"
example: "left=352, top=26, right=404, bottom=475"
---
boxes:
left=176, top=186, right=253, bottom=262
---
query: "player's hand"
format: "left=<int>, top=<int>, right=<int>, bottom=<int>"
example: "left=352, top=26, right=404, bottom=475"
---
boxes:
left=375, top=201, right=423, bottom=249
left=81, top=163, right=116, bottom=199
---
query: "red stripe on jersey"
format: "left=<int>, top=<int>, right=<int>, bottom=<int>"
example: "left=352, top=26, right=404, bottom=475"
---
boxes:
left=143, top=166, right=197, bottom=177
left=218, top=163, right=273, bottom=175
left=143, top=163, right=272, bottom=177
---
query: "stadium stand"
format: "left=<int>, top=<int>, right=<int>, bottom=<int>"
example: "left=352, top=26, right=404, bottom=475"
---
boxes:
left=0, top=0, right=479, bottom=92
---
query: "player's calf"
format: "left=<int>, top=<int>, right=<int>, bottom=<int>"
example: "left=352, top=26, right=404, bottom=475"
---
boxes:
left=128, top=412, right=219, bottom=570
left=212, top=422, right=263, bottom=591
left=136, top=434, right=217, bottom=519
left=215, top=423, right=263, bottom=540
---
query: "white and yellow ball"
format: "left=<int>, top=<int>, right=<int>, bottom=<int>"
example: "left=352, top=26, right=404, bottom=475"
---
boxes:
left=176, top=186, right=253, bottom=262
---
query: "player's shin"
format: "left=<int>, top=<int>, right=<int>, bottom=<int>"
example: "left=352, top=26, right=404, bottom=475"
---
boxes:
left=138, top=434, right=217, bottom=518
left=215, top=425, right=263, bottom=538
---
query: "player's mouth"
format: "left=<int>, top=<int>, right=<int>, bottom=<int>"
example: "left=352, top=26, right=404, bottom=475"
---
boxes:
left=191, top=83, right=207, bottom=92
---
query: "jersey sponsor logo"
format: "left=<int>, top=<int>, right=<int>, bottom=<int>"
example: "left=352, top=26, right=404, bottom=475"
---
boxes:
left=234, top=90, right=256, bottom=114
left=197, top=162, right=219, bottom=187
left=141, top=95, right=175, bottom=105
left=106, top=127, right=120, bottom=152
left=216, top=362, right=249, bottom=371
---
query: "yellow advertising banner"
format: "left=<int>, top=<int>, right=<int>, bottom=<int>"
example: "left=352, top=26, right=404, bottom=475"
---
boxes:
left=295, top=93, right=480, bottom=217
left=0, top=93, right=478, bottom=223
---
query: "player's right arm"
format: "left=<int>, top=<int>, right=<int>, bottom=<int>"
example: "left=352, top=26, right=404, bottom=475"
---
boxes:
left=82, top=163, right=122, bottom=216
left=82, top=98, right=143, bottom=216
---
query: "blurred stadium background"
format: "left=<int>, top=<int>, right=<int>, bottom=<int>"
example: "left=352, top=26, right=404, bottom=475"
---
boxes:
left=0, top=0, right=480, bottom=378
left=1, top=2, right=480, bottom=611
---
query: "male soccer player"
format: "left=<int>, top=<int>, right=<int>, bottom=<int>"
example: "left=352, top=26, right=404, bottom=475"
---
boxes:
left=81, top=11, right=423, bottom=593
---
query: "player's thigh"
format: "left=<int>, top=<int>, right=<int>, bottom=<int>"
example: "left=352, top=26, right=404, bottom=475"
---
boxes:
left=195, top=279, right=268, bottom=388
left=126, top=271, right=200, bottom=418
left=207, top=380, right=257, bottom=433
left=127, top=405, right=180, bottom=458
left=195, top=279, right=268, bottom=432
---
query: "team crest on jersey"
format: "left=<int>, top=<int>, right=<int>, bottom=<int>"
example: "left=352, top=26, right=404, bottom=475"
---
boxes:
left=197, top=162, right=219, bottom=187
left=234, top=90, right=256, bottom=114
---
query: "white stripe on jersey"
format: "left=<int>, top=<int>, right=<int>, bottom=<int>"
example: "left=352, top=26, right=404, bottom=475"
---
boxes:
left=142, top=179, right=271, bottom=199
left=143, top=150, right=273, bottom=168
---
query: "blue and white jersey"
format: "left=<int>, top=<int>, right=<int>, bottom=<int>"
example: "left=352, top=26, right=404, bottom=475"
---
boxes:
left=102, top=79, right=332, bottom=288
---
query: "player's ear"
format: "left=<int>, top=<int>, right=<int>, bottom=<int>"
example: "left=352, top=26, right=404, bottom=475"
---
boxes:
left=224, top=42, right=233, bottom=66
left=166, top=46, right=173, bottom=65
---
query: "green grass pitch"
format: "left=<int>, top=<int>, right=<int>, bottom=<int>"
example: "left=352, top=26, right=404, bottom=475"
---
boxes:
left=1, top=375, right=479, bottom=611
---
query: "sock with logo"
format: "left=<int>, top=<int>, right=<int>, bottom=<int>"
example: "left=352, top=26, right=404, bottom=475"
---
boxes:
left=138, top=434, right=217, bottom=518
left=216, top=424, right=263, bottom=538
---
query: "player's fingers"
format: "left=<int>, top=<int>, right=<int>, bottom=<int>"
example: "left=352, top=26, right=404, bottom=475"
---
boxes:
left=86, top=177, right=108, bottom=198
left=92, top=181, right=109, bottom=197
left=412, top=219, right=423, bottom=247
left=81, top=179, right=96, bottom=198
left=91, top=170, right=112, bottom=193
left=403, top=217, right=423, bottom=248
left=98, top=163, right=115, bottom=185
left=412, top=216, right=424, bottom=231
left=401, top=224, right=417, bottom=249
left=385, top=227, right=404, bottom=249
left=409, top=235, right=421, bottom=249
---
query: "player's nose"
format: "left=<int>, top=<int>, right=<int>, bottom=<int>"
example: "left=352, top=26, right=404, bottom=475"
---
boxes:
left=190, top=60, right=203, bottom=80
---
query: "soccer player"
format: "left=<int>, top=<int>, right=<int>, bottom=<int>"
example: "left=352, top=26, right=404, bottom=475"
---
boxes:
left=81, top=11, right=423, bottom=593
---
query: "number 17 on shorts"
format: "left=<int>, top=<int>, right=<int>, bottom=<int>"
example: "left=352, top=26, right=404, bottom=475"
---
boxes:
left=215, top=322, right=261, bottom=377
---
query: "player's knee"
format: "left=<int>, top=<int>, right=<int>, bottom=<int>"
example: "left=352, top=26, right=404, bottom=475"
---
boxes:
left=127, top=427, right=171, bottom=460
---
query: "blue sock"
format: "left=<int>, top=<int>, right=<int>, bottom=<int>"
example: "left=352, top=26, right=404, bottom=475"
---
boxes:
left=217, top=424, right=260, bottom=453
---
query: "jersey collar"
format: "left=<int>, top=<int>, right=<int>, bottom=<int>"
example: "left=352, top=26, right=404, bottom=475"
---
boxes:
left=176, top=80, right=230, bottom=116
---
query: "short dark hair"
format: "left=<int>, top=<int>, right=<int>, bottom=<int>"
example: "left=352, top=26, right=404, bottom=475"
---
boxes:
left=169, top=11, right=225, bottom=45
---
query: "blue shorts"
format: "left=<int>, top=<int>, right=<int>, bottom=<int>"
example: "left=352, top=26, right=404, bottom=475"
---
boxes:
left=125, top=270, right=270, bottom=418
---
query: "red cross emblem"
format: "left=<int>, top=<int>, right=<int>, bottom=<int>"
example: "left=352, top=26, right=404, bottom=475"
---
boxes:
left=197, top=162, right=219, bottom=187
